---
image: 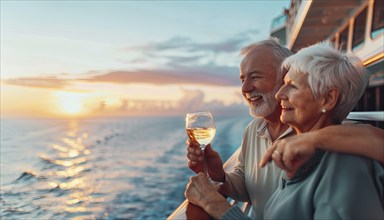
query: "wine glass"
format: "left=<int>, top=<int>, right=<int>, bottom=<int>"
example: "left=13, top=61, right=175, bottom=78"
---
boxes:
left=186, top=111, right=216, bottom=181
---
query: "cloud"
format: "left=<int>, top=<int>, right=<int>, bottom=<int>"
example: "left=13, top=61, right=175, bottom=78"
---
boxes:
left=91, top=88, right=248, bottom=116
left=189, top=37, right=247, bottom=53
left=3, top=65, right=240, bottom=88
left=176, top=89, right=205, bottom=111
left=122, top=29, right=261, bottom=72
left=129, top=29, right=260, bottom=55
left=82, top=67, right=240, bottom=86
left=3, top=29, right=260, bottom=89
left=3, top=76, right=70, bottom=89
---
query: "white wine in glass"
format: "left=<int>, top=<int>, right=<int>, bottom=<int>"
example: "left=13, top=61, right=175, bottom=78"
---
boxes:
left=186, top=127, right=216, bottom=148
left=186, top=111, right=216, bottom=180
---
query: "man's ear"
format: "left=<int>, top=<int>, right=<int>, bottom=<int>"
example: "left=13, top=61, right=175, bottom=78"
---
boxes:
left=322, top=88, right=339, bottom=111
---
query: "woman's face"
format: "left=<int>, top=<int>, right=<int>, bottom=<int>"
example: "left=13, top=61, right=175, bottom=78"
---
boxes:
left=275, top=70, right=323, bottom=133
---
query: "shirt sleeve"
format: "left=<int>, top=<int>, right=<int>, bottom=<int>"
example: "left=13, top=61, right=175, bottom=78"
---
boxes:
left=313, top=153, right=384, bottom=219
left=220, top=131, right=250, bottom=202
left=221, top=206, right=252, bottom=220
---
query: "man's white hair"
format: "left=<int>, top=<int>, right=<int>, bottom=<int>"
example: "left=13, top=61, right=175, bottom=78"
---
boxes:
left=241, top=37, right=292, bottom=82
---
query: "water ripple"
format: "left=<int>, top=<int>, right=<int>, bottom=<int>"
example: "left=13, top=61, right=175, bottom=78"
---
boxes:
left=0, top=116, right=249, bottom=219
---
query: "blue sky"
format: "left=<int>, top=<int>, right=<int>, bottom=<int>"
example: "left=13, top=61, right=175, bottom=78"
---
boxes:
left=1, top=0, right=291, bottom=117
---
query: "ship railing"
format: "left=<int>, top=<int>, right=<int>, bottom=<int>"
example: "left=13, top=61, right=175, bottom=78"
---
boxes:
left=167, top=147, right=253, bottom=220
left=167, top=111, right=384, bottom=220
left=347, top=111, right=384, bottom=121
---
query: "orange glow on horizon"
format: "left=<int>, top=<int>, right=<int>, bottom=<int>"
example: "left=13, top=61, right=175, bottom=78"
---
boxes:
left=54, top=91, right=87, bottom=116
left=1, top=83, right=246, bottom=118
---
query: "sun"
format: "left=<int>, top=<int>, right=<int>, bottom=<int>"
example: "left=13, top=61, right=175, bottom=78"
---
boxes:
left=55, top=91, right=85, bottom=115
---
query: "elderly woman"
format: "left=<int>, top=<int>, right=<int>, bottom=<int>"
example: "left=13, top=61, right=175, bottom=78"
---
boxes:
left=185, top=42, right=383, bottom=219
left=262, top=42, right=384, bottom=219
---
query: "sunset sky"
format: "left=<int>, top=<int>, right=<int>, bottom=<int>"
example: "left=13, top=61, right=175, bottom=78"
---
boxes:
left=1, top=1, right=290, bottom=118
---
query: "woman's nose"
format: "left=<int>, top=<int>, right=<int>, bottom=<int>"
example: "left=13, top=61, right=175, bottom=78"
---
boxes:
left=275, top=86, right=286, bottom=100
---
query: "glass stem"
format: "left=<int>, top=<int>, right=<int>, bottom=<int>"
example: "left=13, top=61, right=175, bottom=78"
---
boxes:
left=200, top=144, right=210, bottom=179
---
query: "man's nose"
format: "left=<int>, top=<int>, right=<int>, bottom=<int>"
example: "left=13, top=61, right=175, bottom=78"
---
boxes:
left=242, top=79, right=254, bottom=93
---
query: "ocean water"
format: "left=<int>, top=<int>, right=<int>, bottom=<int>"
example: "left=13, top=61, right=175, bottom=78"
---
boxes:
left=0, top=116, right=251, bottom=219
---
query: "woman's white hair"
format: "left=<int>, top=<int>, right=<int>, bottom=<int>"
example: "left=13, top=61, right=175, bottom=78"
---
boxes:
left=282, top=42, right=368, bottom=123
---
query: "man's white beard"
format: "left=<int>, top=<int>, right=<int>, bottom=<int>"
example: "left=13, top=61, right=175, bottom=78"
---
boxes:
left=249, top=93, right=278, bottom=118
left=248, top=84, right=280, bottom=118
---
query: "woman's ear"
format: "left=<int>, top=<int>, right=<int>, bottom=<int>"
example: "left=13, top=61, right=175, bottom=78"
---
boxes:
left=322, top=88, right=339, bottom=111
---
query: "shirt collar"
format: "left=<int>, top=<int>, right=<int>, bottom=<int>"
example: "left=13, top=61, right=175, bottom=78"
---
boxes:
left=256, top=120, right=294, bottom=142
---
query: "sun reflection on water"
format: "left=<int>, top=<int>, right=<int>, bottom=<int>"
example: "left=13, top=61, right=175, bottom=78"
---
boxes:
left=59, top=149, right=80, bottom=158
left=62, top=138, right=85, bottom=151
left=59, top=177, right=88, bottom=190
left=52, top=144, right=69, bottom=152
left=38, top=119, right=99, bottom=219
left=53, top=165, right=89, bottom=178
